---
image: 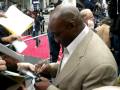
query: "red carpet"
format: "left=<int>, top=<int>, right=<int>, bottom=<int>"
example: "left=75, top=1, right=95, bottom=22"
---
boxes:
left=21, top=34, right=62, bottom=62
left=21, top=34, right=50, bottom=59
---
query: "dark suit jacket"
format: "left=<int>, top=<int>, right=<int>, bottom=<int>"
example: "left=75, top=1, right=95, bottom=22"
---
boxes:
left=0, top=25, right=11, bottom=44
left=107, top=0, right=120, bottom=35
left=47, top=30, right=118, bottom=90
left=107, top=0, right=120, bottom=19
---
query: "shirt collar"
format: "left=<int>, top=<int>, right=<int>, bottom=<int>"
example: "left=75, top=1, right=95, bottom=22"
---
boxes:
left=67, top=25, right=89, bottom=55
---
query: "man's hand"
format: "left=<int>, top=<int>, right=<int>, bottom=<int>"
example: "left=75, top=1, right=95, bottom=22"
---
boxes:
left=34, top=77, right=51, bottom=90
left=0, top=12, right=7, bottom=18
left=9, top=35, right=21, bottom=41
left=0, top=57, right=7, bottom=71
left=35, top=63, right=52, bottom=74
left=1, top=35, right=21, bottom=43
left=17, top=62, right=35, bottom=71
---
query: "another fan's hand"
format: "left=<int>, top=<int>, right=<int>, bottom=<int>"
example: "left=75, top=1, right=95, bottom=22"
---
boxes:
left=17, top=62, right=35, bottom=71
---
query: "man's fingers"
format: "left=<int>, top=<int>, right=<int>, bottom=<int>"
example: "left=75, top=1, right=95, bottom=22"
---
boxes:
left=17, top=63, right=35, bottom=71
left=35, top=64, right=47, bottom=73
left=40, top=64, right=47, bottom=71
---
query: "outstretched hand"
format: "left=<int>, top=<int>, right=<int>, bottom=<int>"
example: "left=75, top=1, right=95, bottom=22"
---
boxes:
left=7, top=35, right=21, bottom=42
left=17, top=62, right=35, bottom=72
left=1, top=35, right=21, bottom=43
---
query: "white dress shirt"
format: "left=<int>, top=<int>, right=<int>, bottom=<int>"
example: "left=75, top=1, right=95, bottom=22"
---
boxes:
left=60, top=25, right=89, bottom=71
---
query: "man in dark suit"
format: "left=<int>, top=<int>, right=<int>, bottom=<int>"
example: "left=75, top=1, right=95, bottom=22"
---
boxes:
left=83, top=0, right=96, bottom=11
left=106, top=0, right=120, bottom=73
left=33, top=3, right=118, bottom=90
left=47, top=0, right=62, bottom=63
left=107, top=0, right=120, bottom=34
left=47, top=31, right=61, bottom=62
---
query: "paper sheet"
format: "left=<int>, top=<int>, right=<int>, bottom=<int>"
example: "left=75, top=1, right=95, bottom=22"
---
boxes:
left=12, top=40, right=27, bottom=53
left=0, top=5, right=34, bottom=35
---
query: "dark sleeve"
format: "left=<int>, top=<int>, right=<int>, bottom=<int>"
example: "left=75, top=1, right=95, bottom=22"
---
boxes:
left=107, top=0, right=117, bottom=19
left=0, top=26, right=11, bottom=44
left=0, top=29, right=5, bottom=43
left=0, top=37, right=3, bottom=43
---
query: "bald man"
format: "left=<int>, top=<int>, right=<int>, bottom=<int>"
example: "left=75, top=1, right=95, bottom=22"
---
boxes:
left=33, top=4, right=118, bottom=90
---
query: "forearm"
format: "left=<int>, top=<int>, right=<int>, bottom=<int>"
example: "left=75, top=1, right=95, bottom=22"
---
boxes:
left=1, top=36, right=17, bottom=43
left=1, top=37, right=11, bottom=43
left=0, top=35, right=20, bottom=43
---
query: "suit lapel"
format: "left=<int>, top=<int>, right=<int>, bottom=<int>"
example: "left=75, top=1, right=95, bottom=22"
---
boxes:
left=54, top=30, right=93, bottom=85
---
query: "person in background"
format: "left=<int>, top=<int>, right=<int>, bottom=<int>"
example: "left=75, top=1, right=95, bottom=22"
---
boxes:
left=39, top=11, right=45, bottom=34
left=95, top=17, right=112, bottom=48
left=47, top=1, right=62, bottom=62
left=31, top=4, right=117, bottom=90
left=106, top=0, right=120, bottom=73
left=47, top=31, right=61, bottom=62
left=31, top=10, right=41, bottom=47
left=80, top=9, right=95, bottom=30
left=83, top=0, right=96, bottom=12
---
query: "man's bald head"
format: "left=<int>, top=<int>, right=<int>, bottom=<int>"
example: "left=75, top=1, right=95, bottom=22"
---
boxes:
left=50, top=5, right=84, bottom=29
left=48, top=5, right=85, bottom=47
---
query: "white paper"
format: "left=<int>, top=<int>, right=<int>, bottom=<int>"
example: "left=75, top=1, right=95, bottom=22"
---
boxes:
left=12, top=40, right=27, bottom=53
left=0, top=43, right=24, bottom=62
left=0, top=5, right=34, bottom=35
left=4, top=70, right=22, bottom=76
